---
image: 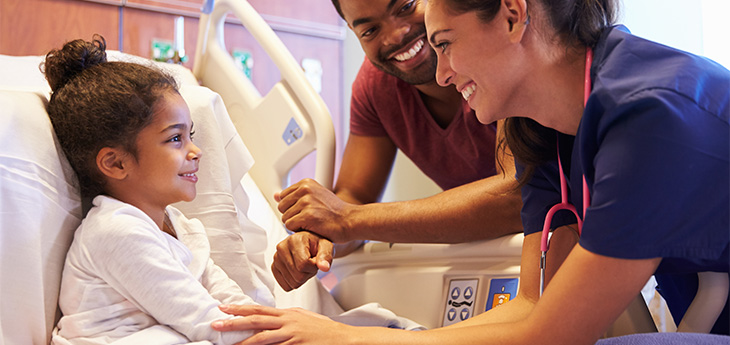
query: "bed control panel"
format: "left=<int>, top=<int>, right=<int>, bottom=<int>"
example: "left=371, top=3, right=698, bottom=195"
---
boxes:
left=442, top=279, right=479, bottom=326
left=441, top=277, right=520, bottom=327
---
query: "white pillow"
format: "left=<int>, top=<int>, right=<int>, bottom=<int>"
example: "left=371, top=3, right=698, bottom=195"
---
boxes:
left=0, top=89, right=82, bottom=345
left=0, top=55, right=50, bottom=93
left=0, top=51, right=198, bottom=93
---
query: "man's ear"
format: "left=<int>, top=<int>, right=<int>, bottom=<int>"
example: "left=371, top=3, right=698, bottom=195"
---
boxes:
left=502, top=0, right=529, bottom=43
left=96, top=147, right=129, bottom=181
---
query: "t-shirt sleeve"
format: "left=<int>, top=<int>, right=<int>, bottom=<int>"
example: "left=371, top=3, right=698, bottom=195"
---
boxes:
left=580, top=89, right=729, bottom=261
left=85, top=219, right=253, bottom=344
left=350, top=60, right=389, bottom=137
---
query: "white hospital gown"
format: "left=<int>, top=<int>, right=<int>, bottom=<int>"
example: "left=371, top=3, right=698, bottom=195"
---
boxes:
left=52, top=195, right=255, bottom=345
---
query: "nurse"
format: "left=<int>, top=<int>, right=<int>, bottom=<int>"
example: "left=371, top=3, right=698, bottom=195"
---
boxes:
left=213, top=0, right=730, bottom=343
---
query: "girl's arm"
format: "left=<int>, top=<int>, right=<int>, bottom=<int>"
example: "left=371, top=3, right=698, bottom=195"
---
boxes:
left=87, top=222, right=253, bottom=344
left=201, top=258, right=257, bottom=306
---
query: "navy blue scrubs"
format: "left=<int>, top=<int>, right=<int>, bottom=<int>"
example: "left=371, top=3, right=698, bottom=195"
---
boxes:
left=519, top=26, right=730, bottom=334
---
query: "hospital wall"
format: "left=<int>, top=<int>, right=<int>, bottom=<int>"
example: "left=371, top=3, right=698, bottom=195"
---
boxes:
left=0, top=0, right=349, bottom=184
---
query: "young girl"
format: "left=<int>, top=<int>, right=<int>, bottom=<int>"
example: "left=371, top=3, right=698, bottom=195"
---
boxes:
left=45, top=36, right=256, bottom=345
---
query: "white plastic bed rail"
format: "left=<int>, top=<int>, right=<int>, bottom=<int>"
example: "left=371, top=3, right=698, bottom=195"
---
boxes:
left=193, top=0, right=336, bottom=214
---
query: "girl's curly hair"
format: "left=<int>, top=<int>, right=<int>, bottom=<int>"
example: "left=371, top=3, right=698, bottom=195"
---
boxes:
left=43, top=35, right=179, bottom=197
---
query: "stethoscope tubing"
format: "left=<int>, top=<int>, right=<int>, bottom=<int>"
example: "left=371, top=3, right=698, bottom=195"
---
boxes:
left=539, top=47, right=593, bottom=297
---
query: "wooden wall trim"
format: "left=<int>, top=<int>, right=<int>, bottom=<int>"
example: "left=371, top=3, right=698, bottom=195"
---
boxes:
left=78, top=0, right=346, bottom=41
left=81, top=0, right=123, bottom=4
left=235, top=13, right=345, bottom=41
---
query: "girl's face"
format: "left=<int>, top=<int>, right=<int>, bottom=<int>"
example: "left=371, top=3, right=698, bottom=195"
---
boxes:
left=124, top=91, right=201, bottom=212
left=425, top=0, right=528, bottom=124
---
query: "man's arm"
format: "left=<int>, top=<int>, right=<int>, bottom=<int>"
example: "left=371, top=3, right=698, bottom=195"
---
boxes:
left=277, top=160, right=523, bottom=244
left=278, top=125, right=523, bottom=244
left=330, top=169, right=522, bottom=243
left=277, top=133, right=399, bottom=247
left=270, top=134, right=397, bottom=290
left=272, top=124, right=522, bottom=290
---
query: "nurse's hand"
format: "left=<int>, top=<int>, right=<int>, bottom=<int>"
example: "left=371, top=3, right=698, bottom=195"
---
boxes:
left=272, top=231, right=333, bottom=291
left=275, top=179, right=354, bottom=243
left=212, top=305, right=354, bottom=345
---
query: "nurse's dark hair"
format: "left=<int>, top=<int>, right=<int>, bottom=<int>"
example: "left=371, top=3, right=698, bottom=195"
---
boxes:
left=440, top=0, right=618, bottom=186
left=42, top=34, right=179, bottom=198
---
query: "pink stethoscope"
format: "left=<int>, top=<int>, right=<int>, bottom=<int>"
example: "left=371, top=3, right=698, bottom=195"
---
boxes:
left=539, top=47, right=593, bottom=297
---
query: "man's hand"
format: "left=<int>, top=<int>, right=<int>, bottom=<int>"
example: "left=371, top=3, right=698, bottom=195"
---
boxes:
left=272, top=231, right=333, bottom=291
left=275, top=178, right=354, bottom=243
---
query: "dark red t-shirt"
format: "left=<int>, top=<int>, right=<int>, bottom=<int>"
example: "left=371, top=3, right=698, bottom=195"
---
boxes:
left=350, top=59, right=498, bottom=190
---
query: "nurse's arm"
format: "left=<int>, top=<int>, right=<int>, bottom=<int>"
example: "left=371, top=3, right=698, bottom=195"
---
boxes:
left=407, top=247, right=662, bottom=345
left=214, top=235, right=660, bottom=345
left=443, top=226, right=579, bottom=328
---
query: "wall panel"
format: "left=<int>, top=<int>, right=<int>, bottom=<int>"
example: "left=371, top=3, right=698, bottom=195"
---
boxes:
left=0, top=0, right=119, bottom=55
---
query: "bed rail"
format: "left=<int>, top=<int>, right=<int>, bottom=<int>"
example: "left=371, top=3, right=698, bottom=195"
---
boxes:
left=193, top=0, right=336, bottom=215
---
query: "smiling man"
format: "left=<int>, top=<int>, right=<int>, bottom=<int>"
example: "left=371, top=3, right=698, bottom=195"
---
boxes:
left=269, top=0, right=524, bottom=292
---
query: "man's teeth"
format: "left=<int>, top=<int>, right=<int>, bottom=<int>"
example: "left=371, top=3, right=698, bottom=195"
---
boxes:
left=181, top=173, right=195, bottom=177
left=394, top=39, right=424, bottom=62
left=461, top=84, right=476, bottom=101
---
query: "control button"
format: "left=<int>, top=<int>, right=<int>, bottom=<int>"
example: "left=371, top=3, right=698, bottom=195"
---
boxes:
left=443, top=278, right=479, bottom=327
left=460, top=308, right=470, bottom=320
left=447, top=308, right=457, bottom=321
left=451, top=287, right=460, bottom=299
left=493, top=293, right=510, bottom=308
left=464, top=286, right=474, bottom=299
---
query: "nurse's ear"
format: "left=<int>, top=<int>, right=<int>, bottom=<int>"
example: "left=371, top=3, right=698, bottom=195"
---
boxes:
left=502, top=0, right=529, bottom=43
left=96, top=147, right=131, bottom=181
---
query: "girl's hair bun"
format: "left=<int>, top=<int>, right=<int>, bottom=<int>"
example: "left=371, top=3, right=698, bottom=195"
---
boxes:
left=43, top=34, right=108, bottom=93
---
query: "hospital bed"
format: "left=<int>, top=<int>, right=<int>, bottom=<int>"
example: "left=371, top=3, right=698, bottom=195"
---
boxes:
left=0, top=0, right=726, bottom=344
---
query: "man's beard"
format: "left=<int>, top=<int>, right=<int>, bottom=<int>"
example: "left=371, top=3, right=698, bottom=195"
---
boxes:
left=370, top=27, right=438, bottom=85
